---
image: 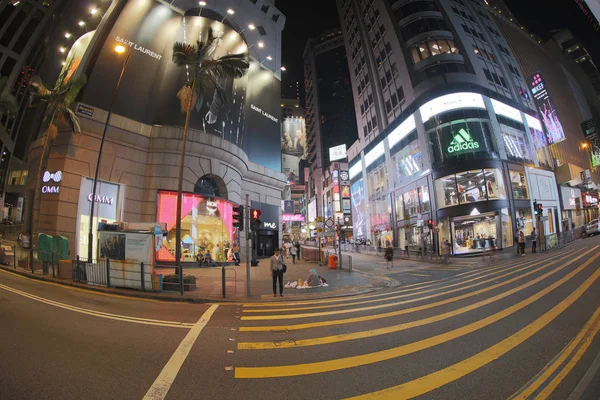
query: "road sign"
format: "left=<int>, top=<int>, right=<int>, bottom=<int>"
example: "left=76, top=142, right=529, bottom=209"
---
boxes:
left=417, top=220, right=423, bottom=227
left=318, top=231, right=336, bottom=237
left=417, top=213, right=422, bottom=220
left=325, top=218, right=334, bottom=228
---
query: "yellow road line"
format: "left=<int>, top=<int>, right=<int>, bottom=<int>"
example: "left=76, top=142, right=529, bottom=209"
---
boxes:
left=243, top=253, right=558, bottom=308
left=508, top=306, right=600, bottom=399
left=234, top=252, right=600, bottom=378
left=0, top=283, right=195, bottom=328
left=0, top=267, right=163, bottom=303
left=237, top=249, right=592, bottom=350
left=404, top=273, right=432, bottom=277
left=240, top=248, right=585, bottom=319
left=346, top=256, right=600, bottom=399
left=239, top=249, right=586, bottom=331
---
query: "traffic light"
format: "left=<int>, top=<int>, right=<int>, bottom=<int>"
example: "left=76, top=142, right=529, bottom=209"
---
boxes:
left=250, top=208, right=262, bottom=231
left=232, top=205, right=244, bottom=230
left=427, top=219, right=434, bottom=229
left=536, top=203, right=543, bottom=216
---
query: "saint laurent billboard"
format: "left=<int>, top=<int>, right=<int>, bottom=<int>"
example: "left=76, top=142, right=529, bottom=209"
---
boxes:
left=80, top=0, right=282, bottom=171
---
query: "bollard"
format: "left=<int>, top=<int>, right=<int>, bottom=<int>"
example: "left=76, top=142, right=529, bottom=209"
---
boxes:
left=222, top=267, right=226, bottom=298
left=106, top=258, right=111, bottom=288
left=140, top=261, right=145, bottom=291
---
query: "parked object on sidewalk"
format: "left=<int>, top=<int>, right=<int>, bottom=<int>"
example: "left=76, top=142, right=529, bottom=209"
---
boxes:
left=306, top=269, right=323, bottom=287
left=0, top=245, right=14, bottom=265
left=327, top=254, right=338, bottom=269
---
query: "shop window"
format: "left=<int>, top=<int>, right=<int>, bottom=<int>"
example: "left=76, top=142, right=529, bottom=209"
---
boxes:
left=509, top=170, right=528, bottom=199
left=403, top=189, right=419, bottom=217
left=484, top=169, right=506, bottom=200
left=392, top=138, right=422, bottom=185
left=367, top=163, right=388, bottom=199
left=452, top=214, right=498, bottom=254
left=501, top=208, right=513, bottom=248
left=516, top=208, right=533, bottom=236
left=456, top=169, right=486, bottom=203
left=435, top=174, right=459, bottom=208
left=419, top=185, right=430, bottom=213
left=395, top=193, right=404, bottom=221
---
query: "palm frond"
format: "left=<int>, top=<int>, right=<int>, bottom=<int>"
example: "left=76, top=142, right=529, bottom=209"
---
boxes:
left=212, top=54, right=249, bottom=79
left=176, top=85, right=196, bottom=113
left=62, top=107, right=82, bottom=134
left=29, top=76, right=52, bottom=98
left=172, top=42, right=198, bottom=67
left=62, top=75, right=87, bottom=107
left=197, top=28, right=220, bottom=61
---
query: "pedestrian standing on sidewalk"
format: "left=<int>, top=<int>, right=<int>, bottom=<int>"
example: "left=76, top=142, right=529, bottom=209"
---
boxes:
left=489, top=240, right=496, bottom=262
left=290, top=244, right=297, bottom=264
left=385, top=245, right=394, bottom=269
left=270, top=249, right=285, bottom=297
left=442, top=239, right=450, bottom=264
left=531, top=228, right=537, bottom=253
left=295, top=241, right=301, bottom=261
left=518, top=231, right=526, bottom=256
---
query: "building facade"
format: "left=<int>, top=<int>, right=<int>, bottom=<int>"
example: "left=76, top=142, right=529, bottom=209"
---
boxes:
left=26, top=0, right=287, bottom=261
left=303, top=28, right=358, bottom=235
left=338, top=0, right=598, bottom=254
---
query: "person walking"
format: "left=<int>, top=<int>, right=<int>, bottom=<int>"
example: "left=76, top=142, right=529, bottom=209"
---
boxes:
left=290, top=244, right=297, bottom=264
left=270, top=249, right=285, bottom=297
left=295, top=241, right=301, bottom=261
left=385, top=245, right=394, bottom=269
left=518, top=230, right=526, bottom=256
left=531, top=228, right=537, bottom=253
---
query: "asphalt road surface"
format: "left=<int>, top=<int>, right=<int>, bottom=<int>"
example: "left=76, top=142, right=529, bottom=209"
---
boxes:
left=2, top=237, right=600, bottom=399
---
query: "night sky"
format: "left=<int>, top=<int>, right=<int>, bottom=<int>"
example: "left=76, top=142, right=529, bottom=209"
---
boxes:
left=276, top=0, right=600, bottom=102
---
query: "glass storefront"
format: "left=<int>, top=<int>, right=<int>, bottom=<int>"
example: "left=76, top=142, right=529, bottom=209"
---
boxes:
left=451, top=212, right=499, bottom=254
left=435, top=168, right=506, bottom=208
left=395, top=185, right=430, bottom=219
left=156, top=191, right=236, bottom=262
left=509, top=170, right=528, bottom=199
left=370, top=195, right=392, bottom=246
left=367, top=162, right=388, bottom=199
left=391, top=135, right=423, bottom=187
left=515, top=207, right=534, bottom=236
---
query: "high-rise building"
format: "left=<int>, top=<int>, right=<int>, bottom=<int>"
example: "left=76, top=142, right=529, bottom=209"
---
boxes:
left=574, top=0, right=600, bottom=31
left=0, top=0, right=68, bottom=222
left=303, top=28, right=358, bottom=227
left=338, top=0, right=598, bottom=254
left=23, top=0, right=287, bottom=259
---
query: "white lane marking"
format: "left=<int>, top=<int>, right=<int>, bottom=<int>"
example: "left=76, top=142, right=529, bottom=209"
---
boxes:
left=142, top=304, right=219, bottom=400
left=0, top=283, right=194, bottom=328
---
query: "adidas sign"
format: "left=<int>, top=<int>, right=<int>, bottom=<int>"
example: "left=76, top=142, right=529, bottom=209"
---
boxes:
left=447, top=128, right=480, bottom=154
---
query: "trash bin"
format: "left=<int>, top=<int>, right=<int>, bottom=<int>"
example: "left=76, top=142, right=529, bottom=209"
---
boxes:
left=327, top=254, right=338, bottom=269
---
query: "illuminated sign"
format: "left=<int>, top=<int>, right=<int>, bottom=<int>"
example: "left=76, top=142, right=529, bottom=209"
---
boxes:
left=387, top=114, right=416, bottom=148
left=528, top=72, right=566, bottom=144
left=349, top=163, right=362, bottom=179
left=329, top=144, right=347, bottom=161
left=87, top=193, right=114, bottom=205
left=41, top=170, right=62, bottom=194
left=447, top=128, right=480, bottom=154
left=282, top=214, right=305, bottom=222
left=419, top=92, right=485, bottom=123
left=582, top=119, right=600, bottom=168
left=250, top=104, right=278, bottom=123
left=491, top=99, right=522, bottom=123
left=264, top=222, right=277, bottom=229
left=582, top=192, right=599, bottom=207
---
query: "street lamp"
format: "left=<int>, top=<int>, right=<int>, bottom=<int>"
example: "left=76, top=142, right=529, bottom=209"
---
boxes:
left=87, top=44, right=131, bottom=260
left=280, top=66, right=286, bottom=71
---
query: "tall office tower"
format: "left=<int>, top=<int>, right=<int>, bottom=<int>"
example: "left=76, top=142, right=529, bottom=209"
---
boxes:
left=0, top=0, right=67, bottom=222
left=337, top=0, right=597, bottom=254
left=303, top=28, right=358, bottom=224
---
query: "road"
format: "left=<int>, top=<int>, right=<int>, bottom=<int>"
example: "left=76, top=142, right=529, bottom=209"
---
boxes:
left=2, top=237, right=600, bottom=399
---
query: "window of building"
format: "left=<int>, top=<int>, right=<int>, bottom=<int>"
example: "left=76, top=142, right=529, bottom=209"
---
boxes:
left=411, top=39, right=460, bottom=64
left=419, top=186, right=431, bottom=213
left=435, top=174, right=459, bottom=208
left=392, top=137, right=422, bottom=185
left=261, top=4, right=269, bottom=13
left=484, top=169, right=506, bottom=199
left=396, top=0, right=438, bottom=21
left=271, top=13, right=280, bottom=22
left=0, top=57, right=17, bottom=78
left=403, top=189, right=419, bottom=217
left=402, top=18, right=449, bottom=40
left=367, top=163, right=388, bottom=198
left=456, top=169, right=486, bottom=203
left=509, top=170, right=529, bottom=199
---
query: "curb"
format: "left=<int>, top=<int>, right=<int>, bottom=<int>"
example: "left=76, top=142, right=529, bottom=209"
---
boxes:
left=0, top=265, right=390, bottom=304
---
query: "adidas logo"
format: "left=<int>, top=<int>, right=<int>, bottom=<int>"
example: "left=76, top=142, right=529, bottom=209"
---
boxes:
left=447, top=128, right=480, bottom=153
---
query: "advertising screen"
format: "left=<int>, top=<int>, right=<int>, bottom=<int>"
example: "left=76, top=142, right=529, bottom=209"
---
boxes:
left=282, top=118, right=307, bottom=158
left=156, top=191, right=235, bottom=262
left=528, top=72, right=566, bottom=144
left=80, top=1, right=281, bottom=171
left=351, top=179, right=367, bottom=239
left=582, top=119, right=600, bottom=168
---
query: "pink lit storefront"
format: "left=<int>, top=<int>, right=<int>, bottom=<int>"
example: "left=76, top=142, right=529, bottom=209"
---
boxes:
left=156, top=191, right=237, bottom=263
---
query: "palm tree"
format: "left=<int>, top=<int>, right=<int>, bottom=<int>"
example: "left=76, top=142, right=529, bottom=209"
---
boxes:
left=28, top=63, right=87, bottom=240
left=171, top=27, right=249, bottom=293
left=0, top=76, right=18, bottom=116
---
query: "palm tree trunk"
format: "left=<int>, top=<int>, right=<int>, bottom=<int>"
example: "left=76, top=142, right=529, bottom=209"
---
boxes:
left=175, top=80, right=196, bottom=296
left=32, top=109, right=58, bottom=245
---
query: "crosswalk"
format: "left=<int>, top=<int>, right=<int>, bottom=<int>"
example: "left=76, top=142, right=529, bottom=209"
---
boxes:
left=228, top=245, right=600, bottom=399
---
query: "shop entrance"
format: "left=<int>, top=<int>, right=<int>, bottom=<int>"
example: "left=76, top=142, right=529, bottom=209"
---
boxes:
left=451, top=212, right=499, bottom=255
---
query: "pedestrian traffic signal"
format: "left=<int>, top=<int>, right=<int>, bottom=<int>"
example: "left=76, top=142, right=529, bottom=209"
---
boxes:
left=232, top=205, right=244, bottom=230
left=427, top=219, right=434, bottom=229
left=250, top=208, right=262, bottom=231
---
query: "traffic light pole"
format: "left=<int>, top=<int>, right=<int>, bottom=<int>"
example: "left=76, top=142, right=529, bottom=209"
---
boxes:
left=245, top=194, right=251, bottom=297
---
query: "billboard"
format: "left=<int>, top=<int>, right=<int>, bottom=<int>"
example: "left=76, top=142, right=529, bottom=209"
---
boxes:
left=528, top=72, right=566, bottom=144
left=282, top=117, right=307, bottom=158
left=329, top=144, right=347, bottom=161
left=80, top=0, right=281, bottom=171
left=351, top=178, right=367, bottom=239
left=582, top=119, right=600, bottom=168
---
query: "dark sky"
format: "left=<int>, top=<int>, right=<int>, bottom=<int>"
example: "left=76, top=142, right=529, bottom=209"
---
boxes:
left=503, top=0, right=600, bottom=61
left=276, top=0, right=340, bottom=101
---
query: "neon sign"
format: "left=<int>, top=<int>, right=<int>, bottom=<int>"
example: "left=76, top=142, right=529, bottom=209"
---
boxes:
left=447, top=128, right=480, bottom=154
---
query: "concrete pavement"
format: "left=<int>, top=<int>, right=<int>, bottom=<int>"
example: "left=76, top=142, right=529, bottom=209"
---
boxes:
left=3, top=236, right=600, bottom=398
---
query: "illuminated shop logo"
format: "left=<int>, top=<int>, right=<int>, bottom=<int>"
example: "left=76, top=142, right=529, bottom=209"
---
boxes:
left=447, top=128, right=480, bottom=154
left=41, top=170, right=62, bottom=194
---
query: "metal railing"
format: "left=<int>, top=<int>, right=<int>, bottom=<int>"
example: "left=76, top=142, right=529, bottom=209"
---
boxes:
left=72, top=256, right=153, bottom=291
